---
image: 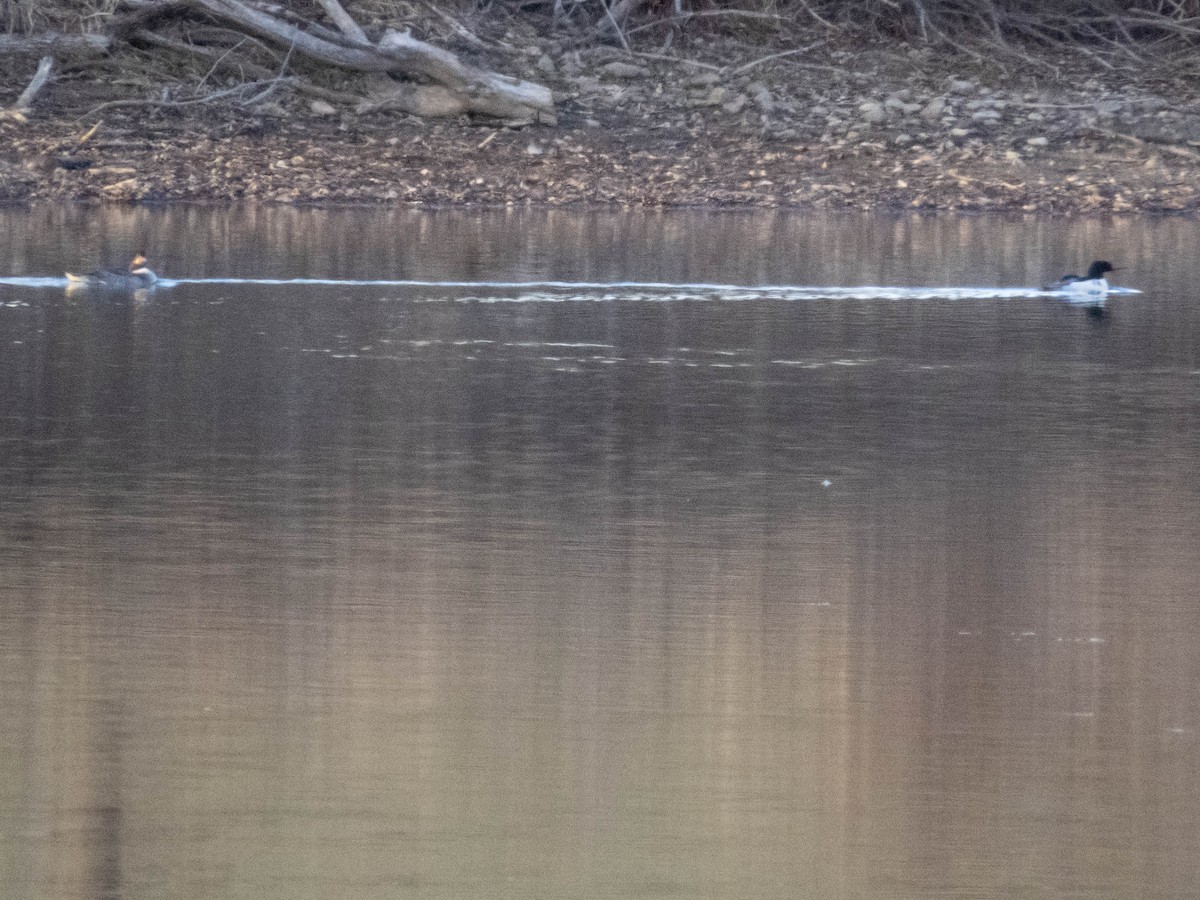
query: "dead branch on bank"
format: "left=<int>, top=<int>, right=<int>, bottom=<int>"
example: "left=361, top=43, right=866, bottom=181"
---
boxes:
left=163, top=0, right=555, bottom=124
left=7, top=0, right=555, bottom=126
left=2, top=55, right=55, bottom=122
left=0, top=32, right=111, bottom=55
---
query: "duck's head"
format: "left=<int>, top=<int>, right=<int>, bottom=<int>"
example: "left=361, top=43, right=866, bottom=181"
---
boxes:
left=130, top=253, right=148, bottom=271
left=1086, top=260, right=1117, bottom=279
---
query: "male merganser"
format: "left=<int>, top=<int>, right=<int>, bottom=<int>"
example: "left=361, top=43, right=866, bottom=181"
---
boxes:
left=1058, top=260, right=1117, bottom=294
left=65, top=254, right=157, bottom=291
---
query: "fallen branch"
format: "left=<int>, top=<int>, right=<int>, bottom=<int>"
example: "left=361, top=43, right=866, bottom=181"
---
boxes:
left=315, top=0, right=368, bottom=43
left=0, top=32, right=111, bottom=55
left=2, top=56, right=55, bottom=122
left=133, top=29, right=360, bottom=105
left=180, top=0, right=555, bottom=124
left=15, top=56, right=55, bottom=109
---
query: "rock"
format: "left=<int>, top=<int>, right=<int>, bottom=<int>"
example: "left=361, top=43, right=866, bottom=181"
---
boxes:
left=748, top=83, right=774, bottom=114
left=723, top=93, right=749, bottom=115
left=1094, top=99, right=1123, bottom=117
left=601, top=61, right=649, bottom=79
left=921, top=97, right=947, bottom=120
left=692, top=86, right=727, bottom=108
left=894, top=133, right=913, bottom=146
left=686, top=71, right=720, bottom=86
left=949, top=127, right=971, bottom=138
left=949, top=79, right=976, bottom=94
left=310, top=100, right=336, bottom=116
left=574, top=75, right=603, bottom=95
left=859, top=101, right=886, bottom=124
left=255, top=101, right=288, bottom=117
left=536, top=54, right=557, bottom=76
left=972, top=109, right=1001, bottom=122
left=560, top=52, right=583, bottom=75
left=1026, top=136, right=1049, bottom=147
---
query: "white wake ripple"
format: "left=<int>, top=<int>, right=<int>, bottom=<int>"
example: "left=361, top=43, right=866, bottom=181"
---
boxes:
left=0, top=275, right=1142, bottom=300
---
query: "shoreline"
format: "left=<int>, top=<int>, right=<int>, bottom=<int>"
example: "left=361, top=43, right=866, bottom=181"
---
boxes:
left=4, top=37, right=1200, bottom=214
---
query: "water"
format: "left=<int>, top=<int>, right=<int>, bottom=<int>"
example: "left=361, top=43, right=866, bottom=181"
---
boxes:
left=1, top=207, right=1198, bottom=899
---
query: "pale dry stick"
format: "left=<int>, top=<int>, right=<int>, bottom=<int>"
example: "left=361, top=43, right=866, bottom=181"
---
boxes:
left=82, top=77, right=289, bottom=118
left=725, top=40, right=828, bottom=78
left=314, top=0, right=368, bottom=43
left=794, top=0, right=837, bottom=30
left=195, top=36, right=250, bottom=90
left=415, top=0, right=505, bottom=51
left=599, top=0, right=632, bottom=53
left=2, top=55, right=55, bottom=122
left=15, top=56, right=55, bottom=110
left=243, top=34, right=297, bottom=104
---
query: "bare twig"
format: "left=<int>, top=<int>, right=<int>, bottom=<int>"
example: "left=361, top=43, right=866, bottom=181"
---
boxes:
left=134, top=29, right=359, bottom=104
left=82, top=77, right=294, bottom=118
left=725, top=40, right=827, bottom=78
left=315, top=0, right=368, bottom=44
left=599, top=0, right=632, bottom=53
left=15, top=56, right=55, bottom=110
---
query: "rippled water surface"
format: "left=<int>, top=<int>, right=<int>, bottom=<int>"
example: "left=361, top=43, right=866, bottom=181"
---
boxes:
left=2, top=207, right=1199, bottom=899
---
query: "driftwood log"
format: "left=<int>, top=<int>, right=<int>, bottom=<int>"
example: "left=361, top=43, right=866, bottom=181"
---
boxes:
left=0, top=33, right=111, bottom=56
left=134, top=0, right=556, bottom=125
left=1, top=56, right=55, bottom=122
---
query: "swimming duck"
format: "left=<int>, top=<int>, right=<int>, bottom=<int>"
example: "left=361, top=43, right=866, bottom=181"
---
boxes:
left=65, top=254, right=157, bottom=290
left=1058, top=260, right=1117, bottom=294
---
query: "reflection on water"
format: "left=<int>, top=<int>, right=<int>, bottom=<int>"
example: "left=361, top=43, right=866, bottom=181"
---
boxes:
left=1, top=208, right=1199, bottom=899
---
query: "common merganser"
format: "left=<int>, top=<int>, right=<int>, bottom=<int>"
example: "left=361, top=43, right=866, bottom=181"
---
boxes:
left=65, top=254, right=157, bottom=290
left=1058, top=260, right=1117, bottom=294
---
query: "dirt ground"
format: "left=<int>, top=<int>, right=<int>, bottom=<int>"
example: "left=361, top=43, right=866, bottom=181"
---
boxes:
left=3, top=28, right=1200, bottom=213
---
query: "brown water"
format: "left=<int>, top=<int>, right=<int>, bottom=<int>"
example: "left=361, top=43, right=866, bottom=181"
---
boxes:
left=1, top=207, right=1198, bottom=899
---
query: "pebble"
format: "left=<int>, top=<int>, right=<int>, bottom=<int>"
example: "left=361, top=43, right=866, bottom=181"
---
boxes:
left=601, top=61, right=649, bottom=79
left=693, top=86, right=727, bottom=108
left=921, top=98, right=946, bottom=120
left=1026, top=136, right=1049, bottom=147
left=749, top=84, right=774, bottom=114
left=948, top=79, right=976, bottom=94
left=859, top=101, right=886, bottom=124
left=310, top=100, right=336, bottom=116
left=723, top=94, right=749, bottom=115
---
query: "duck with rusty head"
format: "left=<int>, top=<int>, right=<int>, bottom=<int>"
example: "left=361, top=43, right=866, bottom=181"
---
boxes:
left=65, top=254, right=157, bottom=292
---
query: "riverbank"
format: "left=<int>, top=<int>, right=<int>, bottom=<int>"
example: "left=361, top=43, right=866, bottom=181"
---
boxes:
left=3, top=30, right=1200, bottom=212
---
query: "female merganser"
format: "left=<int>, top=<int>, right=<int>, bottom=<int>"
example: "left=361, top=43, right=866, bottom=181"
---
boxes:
left=1058, top=260, right=1117, bottom=294
left=65, top=254, right=157, bottom=290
